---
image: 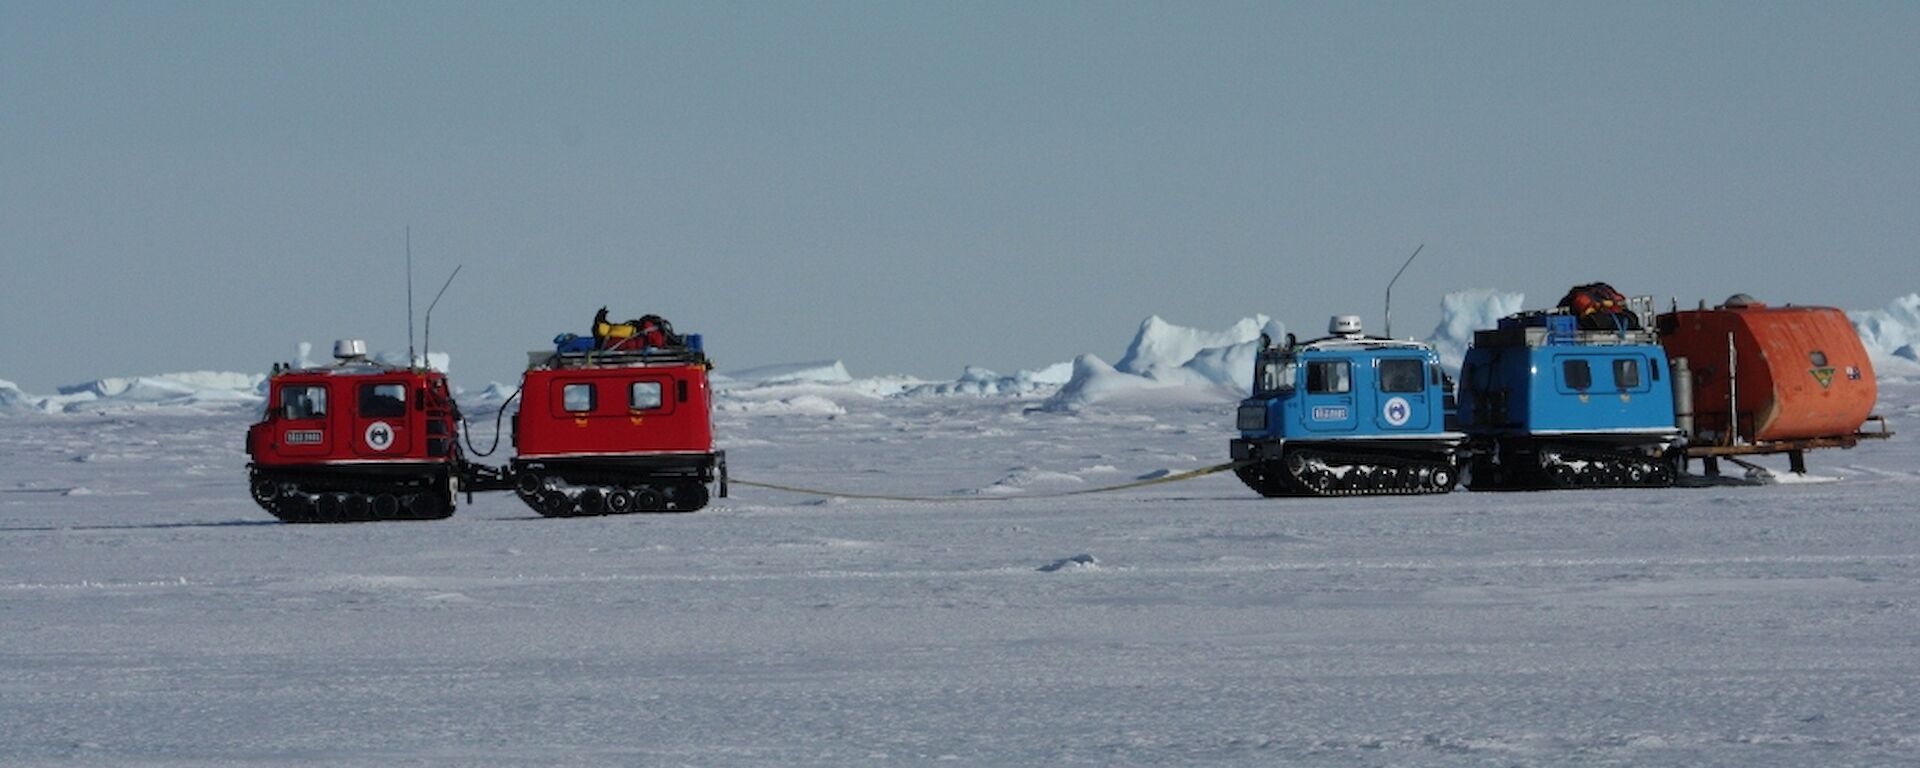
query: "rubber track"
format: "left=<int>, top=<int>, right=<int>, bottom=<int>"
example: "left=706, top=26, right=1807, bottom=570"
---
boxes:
left=1236, top=448, right=1459, bottom=498
left=516, top=481, right=709, bottom=517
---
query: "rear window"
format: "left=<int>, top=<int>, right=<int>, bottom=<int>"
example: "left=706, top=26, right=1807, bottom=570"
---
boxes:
left=630, top=381, right=663, bottom=410
left=1613, top=359, right=1641, bottom=390
left=1563, top=360, right=1593, bottom=391
left=358, top=383, right=407, bottom=418
left=562, top=383, right=595, bottom=413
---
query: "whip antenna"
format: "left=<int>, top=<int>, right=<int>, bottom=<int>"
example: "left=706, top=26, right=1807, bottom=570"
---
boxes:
left=422, top=265, right=462, bottom=371
left=406, top=226, right=418, bottom=368
left=1384, top=243, right=1424, bottom=339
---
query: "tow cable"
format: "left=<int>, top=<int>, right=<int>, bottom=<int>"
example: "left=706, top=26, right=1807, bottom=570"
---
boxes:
left=728, top=460, right=1252, bottom=503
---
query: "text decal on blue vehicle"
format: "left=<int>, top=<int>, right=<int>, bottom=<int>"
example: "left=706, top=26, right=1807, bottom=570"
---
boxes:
left=1311, top=406, right=1349, bottom=421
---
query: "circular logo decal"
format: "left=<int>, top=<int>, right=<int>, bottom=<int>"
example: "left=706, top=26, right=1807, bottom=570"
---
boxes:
left=1382, top=397, right=1412, bottom=427
left=364, top=421, right=395, bottom=451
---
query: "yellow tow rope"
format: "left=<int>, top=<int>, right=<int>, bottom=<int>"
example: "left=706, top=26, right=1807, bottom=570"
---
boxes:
left=729, top=460, right=1251, bottom=503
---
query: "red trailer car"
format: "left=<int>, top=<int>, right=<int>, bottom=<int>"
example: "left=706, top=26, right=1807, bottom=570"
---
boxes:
left=511, top=345, right=727, bottom=516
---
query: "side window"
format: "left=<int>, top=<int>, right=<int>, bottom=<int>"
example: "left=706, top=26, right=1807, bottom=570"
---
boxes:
left=1810, top=350, right=1828, bottom=367
left=629, top=381, right=663, bottom=410
left=1612, top=358, right=1641, bottom=390
left=1563, top=359, right=1593, bottom=391
left=1306, top=360, right=1351, bottom=394
left=358, top=383, right=407, bottom=418
left=1379, top=359, right=1425, bottom=393
left=282, top=386, right=327, bottom=419
left=562, top=383, right=596, bottom=413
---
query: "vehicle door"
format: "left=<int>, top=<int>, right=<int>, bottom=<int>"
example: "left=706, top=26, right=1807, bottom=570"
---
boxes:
left=1372, top=356, right=1433, bottom=431
left=1299, top=355, right=1358, bottom=433
left=274, top=381, right=333, bottom=457
left=351, top=379, right=412, bottom=458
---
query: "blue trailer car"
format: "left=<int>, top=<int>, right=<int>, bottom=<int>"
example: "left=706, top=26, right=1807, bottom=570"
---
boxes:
left=1455, top=309, right=1686, bottom=489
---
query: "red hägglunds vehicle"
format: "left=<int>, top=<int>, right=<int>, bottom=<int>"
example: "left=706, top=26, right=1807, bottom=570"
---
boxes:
left=245, top=340, right=473, bottom=522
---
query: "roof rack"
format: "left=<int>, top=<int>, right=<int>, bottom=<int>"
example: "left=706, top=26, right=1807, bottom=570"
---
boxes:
left=529, top=347, right=709, bottom=370
left=1474, top=308, right=1657, bottom=349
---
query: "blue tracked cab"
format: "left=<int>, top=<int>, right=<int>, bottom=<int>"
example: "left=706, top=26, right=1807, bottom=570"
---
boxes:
left=1230, top=316, right=1467, bottom=497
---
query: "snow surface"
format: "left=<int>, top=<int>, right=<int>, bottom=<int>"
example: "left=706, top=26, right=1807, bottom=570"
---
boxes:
left=4, top=292, right=1920, bottom=763
left=5, top=288, right=1919, bottom=760
left=3, top=367, right=1919, bottom=765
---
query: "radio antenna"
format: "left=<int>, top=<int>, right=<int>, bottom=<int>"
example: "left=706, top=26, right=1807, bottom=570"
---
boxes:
left=422, top=265, right=462, bottom=371
left=406, top=226, right=417, bottom=368
left=1384, top=243, right=1424, bottom=339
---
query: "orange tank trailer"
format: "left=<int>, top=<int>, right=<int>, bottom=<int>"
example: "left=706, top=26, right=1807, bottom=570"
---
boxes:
left=1655, top=298, right=1877, bottom=444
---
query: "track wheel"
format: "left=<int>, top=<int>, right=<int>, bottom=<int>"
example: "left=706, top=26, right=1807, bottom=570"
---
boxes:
left=250, top=478, right=279, bottom=506
left=668, top=482, right=710, bottom=512
left=538, top=491, right=574, bottom=518
left=277, top=495, right=316, bottom=523
left=577, top=488, right=609, bottom=516
left=516, top=472, right=544, bottom=496
left=605, top=490, right=635, bottom=514
left=633, top=486, right=665, bottom=512
left=316, top=493, right=344, bottom=521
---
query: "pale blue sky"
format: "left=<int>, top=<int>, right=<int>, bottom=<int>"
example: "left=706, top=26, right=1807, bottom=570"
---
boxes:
left=4, top=1, right=1916, bottom=391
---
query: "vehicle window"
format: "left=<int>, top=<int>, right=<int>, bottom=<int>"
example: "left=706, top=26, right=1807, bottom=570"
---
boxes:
left=1810, top=350, right=1828, bottom=367
left=282, top=386, right=327, bottom=419
left=1257, top=357, right=1298, bottom=394
left=1613, top=358, right=1641, bottom=390
left=358, top=383, right=407, bottom=418
left=1563, top=359, right=1593, bottom=391
left=1379, top=359, right=1424, bottom=393
left=1307, top=360, right=1351, bottom=394
left=562, top=383, right=595, bottom=413
left=630, top=381, right=663, bottom=410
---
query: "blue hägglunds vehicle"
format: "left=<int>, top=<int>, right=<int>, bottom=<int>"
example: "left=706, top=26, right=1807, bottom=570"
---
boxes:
left=1230, top=315, right=1468, bottom=496
left=1455, top=285, right=1686, bottom=489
